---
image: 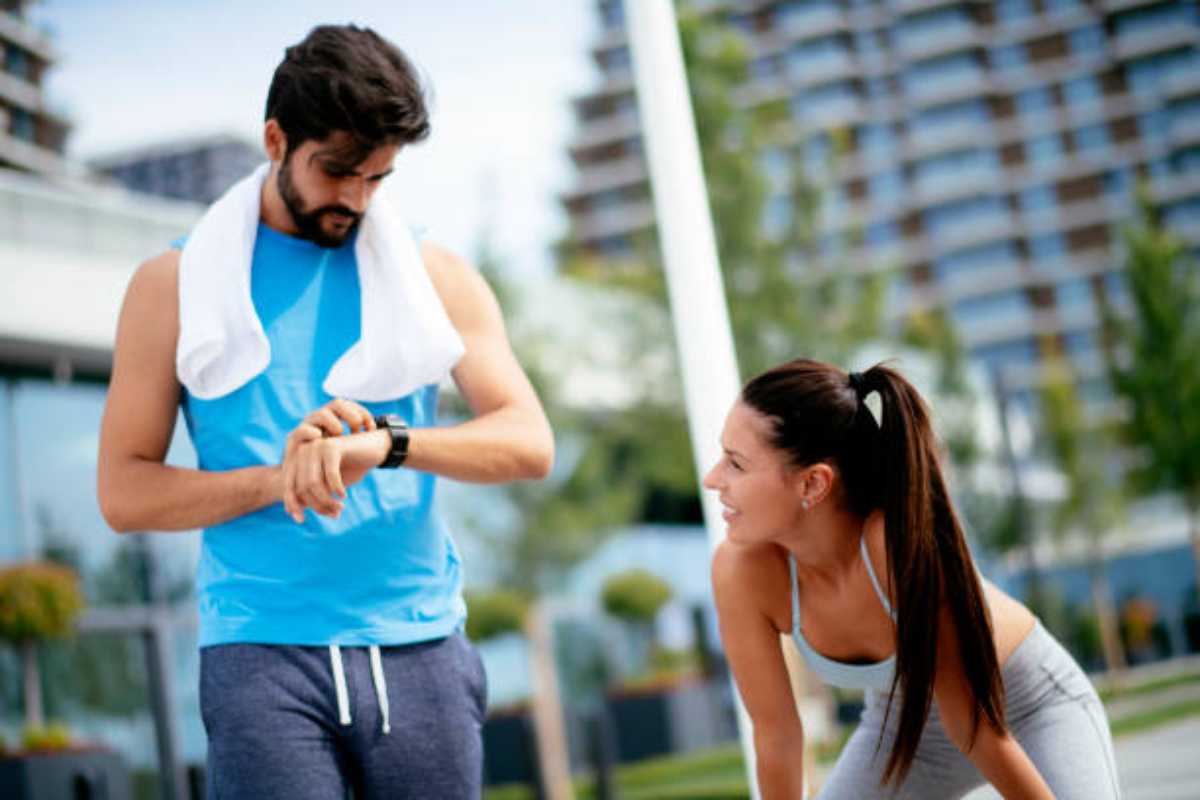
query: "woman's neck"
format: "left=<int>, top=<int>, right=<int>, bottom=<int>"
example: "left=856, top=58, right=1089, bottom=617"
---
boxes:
left=781, top=507, right=875, bottom=590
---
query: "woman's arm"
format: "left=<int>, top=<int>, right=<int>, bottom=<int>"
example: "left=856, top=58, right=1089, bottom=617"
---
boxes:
left=933, top=604, right=1054, bottom=799
left=711, top=540, right=807, bottom=799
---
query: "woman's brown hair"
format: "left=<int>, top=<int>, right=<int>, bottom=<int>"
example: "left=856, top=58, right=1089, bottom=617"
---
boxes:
left=741, top=358, right=1005, bottom=784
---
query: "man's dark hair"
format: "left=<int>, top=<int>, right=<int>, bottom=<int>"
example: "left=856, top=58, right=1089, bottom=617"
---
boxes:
left=265, top=25, right=430, bottom=161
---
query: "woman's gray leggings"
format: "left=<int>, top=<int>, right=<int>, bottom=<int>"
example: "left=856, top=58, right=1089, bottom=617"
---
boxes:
left=818, top=620, right=1121, bottom=799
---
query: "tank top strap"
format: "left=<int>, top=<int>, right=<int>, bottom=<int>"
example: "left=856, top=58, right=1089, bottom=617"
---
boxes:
left=860, top=535, right=896, bottom=619
left=787, top=552, right=802, bottom=636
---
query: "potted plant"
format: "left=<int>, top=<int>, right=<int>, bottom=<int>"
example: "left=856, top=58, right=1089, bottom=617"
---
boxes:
left=0, top=561, right=130, bottom=799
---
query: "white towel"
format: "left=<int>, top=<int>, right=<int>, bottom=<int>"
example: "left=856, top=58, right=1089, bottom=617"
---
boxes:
left=176, top=162, right=465, bottom=401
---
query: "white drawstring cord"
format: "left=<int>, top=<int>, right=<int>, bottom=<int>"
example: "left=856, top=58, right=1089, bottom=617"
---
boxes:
left=329, top=645, right=352, bottom=726
left=368, top=645, right=391, bottom=735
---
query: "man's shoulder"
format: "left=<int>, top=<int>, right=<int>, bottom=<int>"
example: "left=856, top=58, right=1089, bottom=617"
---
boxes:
left=123, top=250, right=181, bottom=314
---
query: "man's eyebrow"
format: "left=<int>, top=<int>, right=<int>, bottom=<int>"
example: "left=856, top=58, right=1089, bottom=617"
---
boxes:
left=310, top=154, right=393, bottom=180
left=722, top=445, right=747, bottom=461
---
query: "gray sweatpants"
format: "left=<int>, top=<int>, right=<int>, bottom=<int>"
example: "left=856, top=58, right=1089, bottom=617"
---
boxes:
left=818, top=620, right=1121, bottom=799
left=200, top=632, right=487, bottom=800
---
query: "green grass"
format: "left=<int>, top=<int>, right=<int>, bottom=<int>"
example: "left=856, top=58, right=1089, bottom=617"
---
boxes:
left=484, top=685, right=1200, bottom=799
left=1098, top=669, right=1200, bottom=703
left=1111, top=697, right=1200, bottom=737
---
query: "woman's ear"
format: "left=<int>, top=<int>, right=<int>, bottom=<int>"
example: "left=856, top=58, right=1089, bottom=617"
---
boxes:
left=795, top=463, right=835, bottom=509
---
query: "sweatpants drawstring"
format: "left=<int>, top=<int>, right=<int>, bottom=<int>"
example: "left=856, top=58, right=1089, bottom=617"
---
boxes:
left=329, top=645, right=352, bottom=726
left=369, top=645, right=391, bottom=735
left=329, top=644, right=391, bottom=735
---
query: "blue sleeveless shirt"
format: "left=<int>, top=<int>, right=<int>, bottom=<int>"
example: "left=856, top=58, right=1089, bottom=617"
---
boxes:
left=180, top=224, right=466, bottom=647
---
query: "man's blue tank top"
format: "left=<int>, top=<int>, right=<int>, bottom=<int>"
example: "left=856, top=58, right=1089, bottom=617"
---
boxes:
left=179, top=223, right=466, bottom=647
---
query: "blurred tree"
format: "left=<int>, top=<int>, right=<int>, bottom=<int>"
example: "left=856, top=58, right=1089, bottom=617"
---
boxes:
left=600, top=569, right=673, bottom=624
left=1100, top=194, right=1200, bottom=599
left=601, top=569, right=673, bottom=684
left=463, top=589, right=528, bottom=643
left=1038, top=350, right=1127, bottom=675
left=0, top=561, right=83, bottom=730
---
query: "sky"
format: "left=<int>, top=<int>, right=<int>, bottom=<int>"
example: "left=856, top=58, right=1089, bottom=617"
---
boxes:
left=29, top=0, right=599, bottom=278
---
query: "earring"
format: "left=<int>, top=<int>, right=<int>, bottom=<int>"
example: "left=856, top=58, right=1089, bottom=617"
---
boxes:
left=801, top=500, right=810, bottom=510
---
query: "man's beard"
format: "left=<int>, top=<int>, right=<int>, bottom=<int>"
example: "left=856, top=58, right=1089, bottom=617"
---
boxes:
left=277, top=159, right=362, bottom=248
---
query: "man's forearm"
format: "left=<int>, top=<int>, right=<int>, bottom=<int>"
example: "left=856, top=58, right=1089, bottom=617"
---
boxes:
left=337, top=408, right=553, bottom=484
left=405, top=407, right=553, bottom=483
left=99, top=458, right=282, bottom=533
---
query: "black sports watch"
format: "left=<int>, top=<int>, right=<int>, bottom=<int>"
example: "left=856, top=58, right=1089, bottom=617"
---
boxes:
left=373, top=414, right=410, bottom=468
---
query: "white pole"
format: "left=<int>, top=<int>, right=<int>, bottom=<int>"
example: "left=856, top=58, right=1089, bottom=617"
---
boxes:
left=622, top=1, right=759, bottom=796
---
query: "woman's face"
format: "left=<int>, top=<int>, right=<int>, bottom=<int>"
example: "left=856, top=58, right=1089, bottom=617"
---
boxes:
left=702, top=401, right=805, bottom=545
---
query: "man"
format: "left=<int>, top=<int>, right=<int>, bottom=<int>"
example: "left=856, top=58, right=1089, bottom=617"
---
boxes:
left=97, top=25, right=553, bottom=799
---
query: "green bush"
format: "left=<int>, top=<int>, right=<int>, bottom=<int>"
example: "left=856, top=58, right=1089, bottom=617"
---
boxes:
left=464, top=590, right=527, bottom=643
left=22, top=722, right=72, bottom=752
left=0, top=562, right=85, bottom=644
left=601, top=569, right=672, bottom=623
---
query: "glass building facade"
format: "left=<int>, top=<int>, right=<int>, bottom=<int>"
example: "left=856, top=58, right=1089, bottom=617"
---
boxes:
left=564, top=0, right=1200, bottom=419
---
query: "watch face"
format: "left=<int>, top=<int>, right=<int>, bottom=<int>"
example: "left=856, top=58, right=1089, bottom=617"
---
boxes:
left=384, top=414, right=406, bottom=428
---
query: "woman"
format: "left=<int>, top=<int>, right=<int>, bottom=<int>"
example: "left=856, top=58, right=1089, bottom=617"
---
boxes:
left=705, top=359, right=1120, bottom=799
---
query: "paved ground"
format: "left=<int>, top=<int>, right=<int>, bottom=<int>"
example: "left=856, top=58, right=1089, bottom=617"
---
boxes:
left=964, top=716, right=1200, bottom=799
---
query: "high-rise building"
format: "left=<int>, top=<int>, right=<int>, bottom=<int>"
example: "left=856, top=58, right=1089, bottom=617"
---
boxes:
left=92, top=134, right=263, bottom=205
left=0, top=0, right=70, bottom=174
left=563, top=0, right=1200, bottom=418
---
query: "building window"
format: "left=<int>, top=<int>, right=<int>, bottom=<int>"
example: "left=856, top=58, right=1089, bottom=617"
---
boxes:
left=995, top=0, right=1035, bottom=26
left=1028, top=232, right=1066, bottom=263
left=1055, top=277, right=1094, bottom=312
left=1113, top=3, right=1199, bottom=40
left=909, top=98, right=989, bottom=145
left=1068, top=24, right=1106, bottom=58
left=951, top=290, right=1032, bottom=331
left=600, top=0, right=624, bottom=31
left=1062, top=330, right=1099, bottom=360
left=864, top=75, right=891, bottom=103
left=934, top=241, right=1022, bottom=287
left=776, top=0, right=839, bottom=31
left=1104, top=166, right=1134, bottom=198
left=858, top=122, right=897, bottom=160
left=1020, top=184, right=1057, bottom=214
left=1016, top=86, right=1055, bottom=119
left=992, top=43, right=1027, bottom=71
left=1126, top=48, right=1200, bottom=98
left=1062, top=75, right=1103, bottom=112
left=787, top=36, right=851, bottom=78
left=894, top=6, right=973, bottom=55
left=865, top=219, right=900, bottom=247
left=855, top=30, right=885, bottom=67
left=794, top=82, right=859, bottom=125
left=973, top=338, right=1040, bottom=375
left=1041, top=0, right=1083, bottom=13
left=1025, top=134, right=1064, bottom=168
left=902, top=53, right=984, bottom=100
left=924, top=195, right=1009, bottom=243
left=11, top=108, right=34, bottom=142
left=914, top=148, right=1000, bottom=193
left=1073, top=123, right=1110, bottom=155
left=5, top=45, right=30, bottom=81
left=869, top=169, right=905, bottom=207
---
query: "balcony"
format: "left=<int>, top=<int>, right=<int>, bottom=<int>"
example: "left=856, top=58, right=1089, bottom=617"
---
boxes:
left=0, top=68, right=39, bottom=112
left=569, top=199, right=656, bottom=242
left=568, top=110, right=641, bottom=155
left=562, top=155, right=648, bottom=202
left=1111, top=24, right=1199, bottom=62
left=0, top=9, right=56, bottom=61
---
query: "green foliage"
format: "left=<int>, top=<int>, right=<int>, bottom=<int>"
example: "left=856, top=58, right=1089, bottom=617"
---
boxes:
left=601, top=569, right=673, bottom=623
left=1038, top=352, right=1125, bottom=540
left=1101, top=194, right=1200, bottom=514
left=464, top=590, right=528, bottom=643
left=0, top=562, right=84, bottom=644
left=21, top=722, right=72, bottom=751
